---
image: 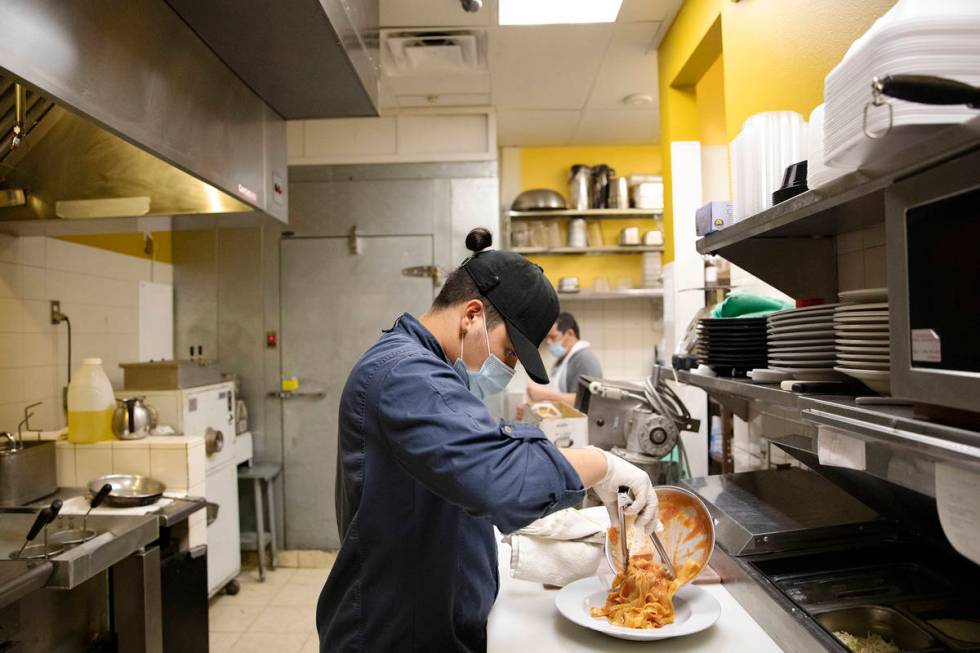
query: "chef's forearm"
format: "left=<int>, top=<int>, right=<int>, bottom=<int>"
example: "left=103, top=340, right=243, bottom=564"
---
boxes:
left=560, top=447, right=607, bottom=488
left=527, top=386, right=576, bottom=405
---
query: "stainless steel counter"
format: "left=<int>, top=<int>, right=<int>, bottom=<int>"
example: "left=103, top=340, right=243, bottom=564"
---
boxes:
left=683, top=469, right=980, bottom=653
left=0, top=559, right=53, bottom=611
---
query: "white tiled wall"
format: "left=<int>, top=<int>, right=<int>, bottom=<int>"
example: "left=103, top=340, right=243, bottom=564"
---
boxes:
left=0, top=234, right=172, bottom=433
left=836, top=224, right=887, bottom=291
left=552, top=298, right=663, bottom=380
left=54, top=435, right=206, bottom=490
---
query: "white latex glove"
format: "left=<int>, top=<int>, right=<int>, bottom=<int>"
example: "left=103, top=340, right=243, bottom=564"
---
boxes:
left=589, top=447, right=660, bottom=535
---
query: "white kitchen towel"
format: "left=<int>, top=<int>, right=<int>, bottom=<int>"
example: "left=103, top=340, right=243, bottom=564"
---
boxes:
left=502, top=507, right=607, bottom=587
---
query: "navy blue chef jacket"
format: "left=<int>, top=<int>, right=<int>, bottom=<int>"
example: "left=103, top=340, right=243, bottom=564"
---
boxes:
left=317, top=314, right=585, bottom=652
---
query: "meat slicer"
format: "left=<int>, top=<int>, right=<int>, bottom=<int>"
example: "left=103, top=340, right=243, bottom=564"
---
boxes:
left=575, top=368, right=700, bottom=483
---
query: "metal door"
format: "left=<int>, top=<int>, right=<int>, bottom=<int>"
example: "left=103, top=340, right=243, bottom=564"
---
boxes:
left=280, top=235, right=435, bottom=549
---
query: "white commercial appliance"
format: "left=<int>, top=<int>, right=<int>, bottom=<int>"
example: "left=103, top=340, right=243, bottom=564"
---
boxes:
left=117, top=381, right=247, bottom=596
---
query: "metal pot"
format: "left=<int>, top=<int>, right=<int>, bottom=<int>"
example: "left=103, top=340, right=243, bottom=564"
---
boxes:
left=112, top=397, right=152, bottom=440
left=568, top=165, right=592, bottom=211
left=511, top=189, right=566, bottom=212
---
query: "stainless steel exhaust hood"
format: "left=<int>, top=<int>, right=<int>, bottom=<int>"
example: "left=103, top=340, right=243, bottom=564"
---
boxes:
left=0, top=82, right=251, bottom=220
left=0, top=1, right=289, bottom=223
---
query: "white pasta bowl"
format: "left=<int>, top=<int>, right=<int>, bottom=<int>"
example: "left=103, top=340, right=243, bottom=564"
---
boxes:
left=555, top=576, right=721, bottom=641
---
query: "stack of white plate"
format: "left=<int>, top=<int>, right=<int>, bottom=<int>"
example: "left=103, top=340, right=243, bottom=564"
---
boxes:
left=824, top=0, right=980, bottom=169
left=833, top=288, right=891, bottom=394
left=767, top=304, right=843, bottom=381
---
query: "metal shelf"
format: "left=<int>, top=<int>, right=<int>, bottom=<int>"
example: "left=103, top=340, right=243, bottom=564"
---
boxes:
left=512, top=245, right=662, bottom=256
left=672, top=369, right=801, bottom=419
left=508, top=208, right=662, bottom=220
left=667, top=367, right=980, bottom=471
left=556, top=288, right=664, bottom=301
left=800, top=396, right=980, bottom=469
left=694, top=116, right=980, bottom=300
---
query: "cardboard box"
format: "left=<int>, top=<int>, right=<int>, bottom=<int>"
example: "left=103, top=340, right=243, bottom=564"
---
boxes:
left=526, top=401, right=588, bottom=449
left=695, top=201, right=734, bottom=236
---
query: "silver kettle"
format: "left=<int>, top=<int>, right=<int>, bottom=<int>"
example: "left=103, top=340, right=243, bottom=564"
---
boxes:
left=112, top=397, right=155, bottom=440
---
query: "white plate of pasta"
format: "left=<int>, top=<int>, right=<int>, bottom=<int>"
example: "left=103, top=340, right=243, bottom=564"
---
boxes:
left=555, top=575, right=721, bottom=641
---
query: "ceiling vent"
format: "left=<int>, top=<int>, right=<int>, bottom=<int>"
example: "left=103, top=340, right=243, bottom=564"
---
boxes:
left=382, top=30, right=487, bottom=76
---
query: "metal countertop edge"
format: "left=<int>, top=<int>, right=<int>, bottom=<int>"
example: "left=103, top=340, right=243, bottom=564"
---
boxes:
left=0, top=560, right=54, bottom=610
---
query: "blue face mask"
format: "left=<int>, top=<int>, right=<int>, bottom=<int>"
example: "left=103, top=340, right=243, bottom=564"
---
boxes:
left=453, top=316, right=515, bottom=401
left=548, top=341, right=568, bottom=359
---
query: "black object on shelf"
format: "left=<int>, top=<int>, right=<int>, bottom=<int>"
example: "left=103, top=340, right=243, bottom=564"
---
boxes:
left=772, top=160, right=808, bottom=205
left=672, top=354, right=699, bottom=371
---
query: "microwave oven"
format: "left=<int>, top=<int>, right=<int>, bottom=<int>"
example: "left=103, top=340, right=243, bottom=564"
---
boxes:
left=887, top=147, right=980, bottom=414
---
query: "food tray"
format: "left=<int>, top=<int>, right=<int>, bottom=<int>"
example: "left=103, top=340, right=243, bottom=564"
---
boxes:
left=775, top=564, right=951, bottom=608
left=814, top=605, right=939, bottom=653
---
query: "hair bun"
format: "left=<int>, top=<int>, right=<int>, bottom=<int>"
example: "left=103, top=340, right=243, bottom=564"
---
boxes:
left=465, top=227, right=493, bottom=253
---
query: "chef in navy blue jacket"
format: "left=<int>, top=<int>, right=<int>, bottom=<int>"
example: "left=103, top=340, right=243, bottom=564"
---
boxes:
left=317, top=229, right=660, bottom=652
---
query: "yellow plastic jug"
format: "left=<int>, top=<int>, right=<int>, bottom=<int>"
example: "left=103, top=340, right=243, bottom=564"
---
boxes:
left=67, top=358, right=116, bottom=443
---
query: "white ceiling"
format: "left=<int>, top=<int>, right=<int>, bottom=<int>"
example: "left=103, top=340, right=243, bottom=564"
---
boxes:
left=377, top=0, right=683, bottom=147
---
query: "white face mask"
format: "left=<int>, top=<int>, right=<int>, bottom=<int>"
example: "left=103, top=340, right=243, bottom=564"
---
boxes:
left=452, top=315, right=515, bottom=401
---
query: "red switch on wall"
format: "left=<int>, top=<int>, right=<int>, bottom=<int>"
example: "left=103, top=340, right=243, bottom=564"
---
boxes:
left=266, top=331, right=278, bottom=348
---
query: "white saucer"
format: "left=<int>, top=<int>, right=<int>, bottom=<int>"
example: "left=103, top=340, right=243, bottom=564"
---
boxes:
left=837, top=352, right=890, bottom=362
left=555, top=577, right=721, bottom=641
left=767, top=351, right=835, bottom=360
left=770, top=345, right=836, bottom=353
left=834, top=315, right=890, bottom=324
left=835, top=302, right=889, bottom=313
left=769, top=323, right=836, bottom=334
left=839, top=288, right=888, bottom=303
left=836, top=344, right=890, bottom=353
left=834, top=366, right=891, bottom=394
left=836, top=337, right=891, bottom=345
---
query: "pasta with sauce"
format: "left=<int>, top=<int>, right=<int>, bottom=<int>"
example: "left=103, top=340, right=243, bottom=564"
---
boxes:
left=591, top=527, right=701, bottom=629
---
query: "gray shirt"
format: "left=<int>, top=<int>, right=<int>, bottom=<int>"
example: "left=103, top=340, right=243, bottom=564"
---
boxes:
left=552, top=346, right=603, bottom=393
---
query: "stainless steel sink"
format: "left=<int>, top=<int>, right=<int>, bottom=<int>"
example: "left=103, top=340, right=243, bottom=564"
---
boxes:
left=0, top=511, right=158, bottom=589
left=0, top=441, right=56, bottom=506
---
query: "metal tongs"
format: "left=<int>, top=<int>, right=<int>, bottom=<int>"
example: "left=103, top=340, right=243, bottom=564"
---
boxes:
left=617, top=487, right=676, bottom=579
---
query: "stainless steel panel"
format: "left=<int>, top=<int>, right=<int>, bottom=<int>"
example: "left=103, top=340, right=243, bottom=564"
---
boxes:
left=886, top=146, right=980, bottom=413
left=165, top=0, right=379, bottom=118
left=280, top=235, right=434, bottom=549
left=0, top=104, right=252, bottom=221
left=172, top=226, right=219, bottom=360
left=0, top=570, right=109, bottom=653
left=709, top=546, right=838, bottom=653
left=450, top=178, right=501, bottom=266
left=289, top=161, right=497, bottom=183
left=112, top=546, right=162, bottom=653
left=0, top=512, right=158, bottom=590
left=0, top=441, right=56, bottom=506
left=0, top=1, right=287, bottom=221
left=288, top=178, right=441, bottom=237
left=683, top=468, right=885, bottom=556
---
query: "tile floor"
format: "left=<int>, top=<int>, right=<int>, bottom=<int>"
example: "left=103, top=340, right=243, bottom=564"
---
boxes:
left=209, top=557, right=336, bottom=653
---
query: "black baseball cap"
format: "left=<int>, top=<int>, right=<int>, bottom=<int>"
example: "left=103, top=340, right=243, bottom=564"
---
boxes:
left=462, top=249, right=559, bottom=384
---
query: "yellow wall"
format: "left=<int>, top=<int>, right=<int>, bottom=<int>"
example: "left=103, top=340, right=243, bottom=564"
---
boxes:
left=517, top=145, right=663, bottom=290
left=56, top=231, right=173, bottom=264
left=656, top=0, right=897, bottom=263
left=721, top=0, right=897, bottom=139
left=696, top=55, right=726, bottom=147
